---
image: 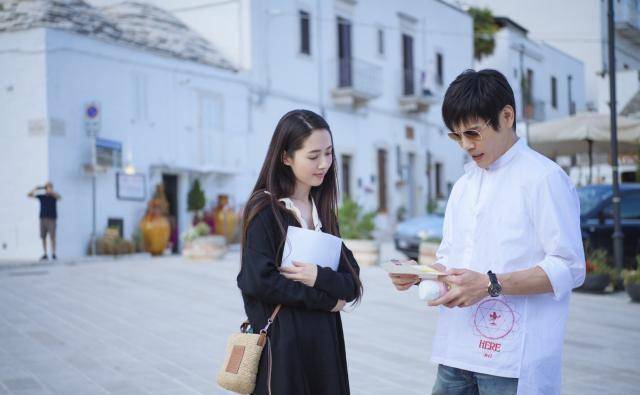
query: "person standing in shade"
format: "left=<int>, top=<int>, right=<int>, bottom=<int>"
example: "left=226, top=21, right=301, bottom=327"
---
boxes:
left=28, top=182, right=61, bottom=260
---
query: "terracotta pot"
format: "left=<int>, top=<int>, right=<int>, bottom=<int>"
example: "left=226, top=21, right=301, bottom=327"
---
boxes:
left=577, top=273, right=610, bottom=293
left=626, top=283, right=640, bottom=303
left=344, top=239, right=380, bottom=267
left=140, top=215, right=170, bottom=256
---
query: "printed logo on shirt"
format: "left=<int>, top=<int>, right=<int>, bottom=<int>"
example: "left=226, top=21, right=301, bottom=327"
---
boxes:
left=470, top=298, right=522, bottom=360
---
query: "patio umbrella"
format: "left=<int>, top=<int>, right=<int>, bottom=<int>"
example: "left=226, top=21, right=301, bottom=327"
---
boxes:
left=528, top=112, right=640, bottom=182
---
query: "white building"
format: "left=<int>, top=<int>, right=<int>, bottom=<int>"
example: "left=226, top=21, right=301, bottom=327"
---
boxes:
left=474, top=17, right=587, bottom=133
left=460, top=0, right=640, bottom=115
left=1, top=0, right=474, bottom=259
left=0, top=0, right=254, bottom=259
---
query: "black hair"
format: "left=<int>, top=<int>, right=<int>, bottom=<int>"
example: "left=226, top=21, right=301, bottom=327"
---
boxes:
left=442, top=69, right=516, bottom=133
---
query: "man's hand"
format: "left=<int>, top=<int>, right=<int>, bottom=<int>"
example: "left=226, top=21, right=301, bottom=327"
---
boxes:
left=429, top=268, right=489, bottom=308
left=280, top=261, right=318, bottom=287
left=389, top=261, right=447, bottom=291
left=331, top=299, right=346, bottom=312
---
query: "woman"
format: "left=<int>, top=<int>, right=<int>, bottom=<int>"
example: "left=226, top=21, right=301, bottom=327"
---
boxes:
left=237, top=109, right=363, bottom=395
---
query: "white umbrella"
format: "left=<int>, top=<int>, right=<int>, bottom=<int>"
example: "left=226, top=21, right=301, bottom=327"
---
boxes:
left=528, top=112, right=640, bottom=156
left=528, top=112, right=640, bottom=183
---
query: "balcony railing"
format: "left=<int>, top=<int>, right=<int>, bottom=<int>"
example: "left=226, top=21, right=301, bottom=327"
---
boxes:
left=397, top=68, right=439, bottom=113
left=615, top=0, right=640, bottom=44
left=331, top=58, right=382, bottom=108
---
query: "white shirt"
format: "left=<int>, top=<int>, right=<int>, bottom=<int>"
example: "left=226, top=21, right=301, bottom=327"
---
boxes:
left=431, top=139, right=585, bottom=395
left=278, top=196, right=322, bottom=232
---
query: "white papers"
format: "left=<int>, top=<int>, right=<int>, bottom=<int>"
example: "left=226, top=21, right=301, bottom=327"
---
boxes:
left=281, top=226, right=342, bottom=271
left=381, top=259, right=445, bottom=279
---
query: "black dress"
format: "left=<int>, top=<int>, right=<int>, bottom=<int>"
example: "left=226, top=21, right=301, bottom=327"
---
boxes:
left=237, top=205, right=360, bottom=395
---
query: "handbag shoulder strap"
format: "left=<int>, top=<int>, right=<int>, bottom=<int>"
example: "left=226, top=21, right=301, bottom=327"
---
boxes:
left=256, top=304, right=281, bottom=347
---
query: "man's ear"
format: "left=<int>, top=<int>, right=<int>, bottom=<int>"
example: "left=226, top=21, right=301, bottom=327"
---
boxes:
left=502, top=105, right=515, bottom=130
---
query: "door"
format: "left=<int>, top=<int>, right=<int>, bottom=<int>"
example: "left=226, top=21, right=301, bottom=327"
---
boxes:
left=162, top=174, right=179, bottom=254
left=377, top=149, right=388, bottom=213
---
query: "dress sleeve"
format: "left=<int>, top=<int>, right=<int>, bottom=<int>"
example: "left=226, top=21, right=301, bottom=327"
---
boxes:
left=313, top=243, right=360, bottom=302
left=532, top=169, right=586, bottom=300
left=237, top=210, right=338, bottom=311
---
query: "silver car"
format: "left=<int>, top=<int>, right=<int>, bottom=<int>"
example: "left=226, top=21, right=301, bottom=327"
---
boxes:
left=393, top=214, right=444, bottom=260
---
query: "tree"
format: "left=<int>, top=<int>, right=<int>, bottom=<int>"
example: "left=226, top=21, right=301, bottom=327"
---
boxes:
left=187, top=179, right=206, bottom=215
left=468, top=7, right=498, bottom=61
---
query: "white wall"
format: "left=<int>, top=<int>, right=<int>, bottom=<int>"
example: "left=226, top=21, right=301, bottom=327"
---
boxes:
left=462, top=0, right=640, bottom=112
left=1, top=27, right=252, bottom=259
left=0, top=29, right=50, bottom=259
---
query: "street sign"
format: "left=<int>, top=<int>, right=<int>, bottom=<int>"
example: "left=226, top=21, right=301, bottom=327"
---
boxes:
left=84, top=102, right=101, bottom=136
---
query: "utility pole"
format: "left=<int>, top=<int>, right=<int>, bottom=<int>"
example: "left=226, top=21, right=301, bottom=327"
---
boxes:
left=607, top=0, right=624, bottom=272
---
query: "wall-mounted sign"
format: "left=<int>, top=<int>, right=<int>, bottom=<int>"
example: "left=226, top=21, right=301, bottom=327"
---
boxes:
left=116, top=172, right=146, bottom=201
left=85, top=102, right=101, bottom=136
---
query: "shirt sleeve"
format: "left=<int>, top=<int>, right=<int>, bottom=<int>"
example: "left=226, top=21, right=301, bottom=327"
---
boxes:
left=313, top=243, right=360, bottom=302
left=237, top=210, right=338, bottom=311
left=532, top=169, right=586, bottom=300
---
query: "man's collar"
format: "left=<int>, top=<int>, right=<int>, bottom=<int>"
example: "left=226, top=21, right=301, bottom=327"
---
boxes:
left=464, top=137, right=525, bottom=173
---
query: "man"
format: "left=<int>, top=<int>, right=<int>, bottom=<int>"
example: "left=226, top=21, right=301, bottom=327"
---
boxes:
left=28, top=182, right=61, bottom=260
left=390, top=69, right=585, bottom=394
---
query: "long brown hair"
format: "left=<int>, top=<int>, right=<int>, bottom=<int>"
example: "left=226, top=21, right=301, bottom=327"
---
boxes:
left=241, top=109, right=362, bottom=303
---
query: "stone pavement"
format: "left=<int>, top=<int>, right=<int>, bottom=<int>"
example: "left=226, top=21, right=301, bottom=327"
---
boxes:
left=0, top=248, right=638, bottom=395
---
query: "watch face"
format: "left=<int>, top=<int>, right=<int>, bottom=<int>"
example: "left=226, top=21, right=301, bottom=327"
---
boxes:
left=489, top=283, right=502, bottom=297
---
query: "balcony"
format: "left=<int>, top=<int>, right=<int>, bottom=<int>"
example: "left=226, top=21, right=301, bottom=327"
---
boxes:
left=615, top=0, right=640, bottom=44
left=524, top=100, right=546, bottom=122
left=397, top=68, right=439, bottom=113
left=331, top=58, right=382, bottom=108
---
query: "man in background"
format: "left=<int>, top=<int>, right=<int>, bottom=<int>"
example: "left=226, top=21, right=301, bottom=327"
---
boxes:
left=28, top=182, right=61, bottom=260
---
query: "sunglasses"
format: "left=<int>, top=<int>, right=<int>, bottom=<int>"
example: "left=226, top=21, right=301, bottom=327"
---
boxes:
left=447, top=120, right=491, bottom=143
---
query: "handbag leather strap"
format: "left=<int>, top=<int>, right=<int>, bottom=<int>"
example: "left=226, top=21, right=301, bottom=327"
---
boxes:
left=262, top=305, right=281, bottom=395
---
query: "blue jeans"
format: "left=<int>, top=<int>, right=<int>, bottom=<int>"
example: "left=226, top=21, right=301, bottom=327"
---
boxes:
left=432, top=364, right=518, bottom=395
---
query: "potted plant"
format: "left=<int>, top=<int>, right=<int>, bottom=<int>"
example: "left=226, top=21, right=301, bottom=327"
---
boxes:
left=338, top=198, right=378, bottom=267
left=578, top=249, right=612, bottom=293
left=182, top=222, right=226, bottom=260
left=623, top=256, right=640, bottom=302
left=188, top=179, right=206, bottom=223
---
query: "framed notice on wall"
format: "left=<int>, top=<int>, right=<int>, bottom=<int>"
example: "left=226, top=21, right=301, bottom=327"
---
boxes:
left=116, top=173, right=146, bottom=201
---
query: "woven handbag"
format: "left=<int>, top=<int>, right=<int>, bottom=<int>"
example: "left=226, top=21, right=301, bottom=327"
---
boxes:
left=217, top=305, right=281, bottom=394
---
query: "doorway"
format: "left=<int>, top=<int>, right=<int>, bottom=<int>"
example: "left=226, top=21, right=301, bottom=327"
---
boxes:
left=162, top=174, right=179, bottom=253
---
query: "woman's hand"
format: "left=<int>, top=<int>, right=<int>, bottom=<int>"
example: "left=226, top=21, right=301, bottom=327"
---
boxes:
left=331, top=299, right=346, bottom=312
left=280, top=261, right=318, bottom=287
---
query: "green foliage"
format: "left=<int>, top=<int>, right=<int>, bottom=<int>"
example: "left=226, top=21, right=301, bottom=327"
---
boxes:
left=187, top=179, right=206, bottom=212
left=182, top=222, right=212, bottom=243
left=623, top=256, right=640, bottom=286
left=338, top=198, right=376, bottom=240
left=426, top=198, right=438, bottom=214
left=586, top=249, right=614, bottom=276
left=468, top=7, right=499, bottom=61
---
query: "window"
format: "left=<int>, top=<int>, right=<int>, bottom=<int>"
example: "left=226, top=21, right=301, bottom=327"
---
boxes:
left=436, top=52, right=444, bottom=86
left=435, top=162, right=443, bottom=198
left=299, top=10, right=311, bottom=55
left=551, top=76, right=558, bottom=109
left=621, top=193, right=640, bottom=219
left=402, top=34, right=415, bottom=95
left=377, top=28, right=384, bottom=56
left=341, top=154, right=352, bottom=200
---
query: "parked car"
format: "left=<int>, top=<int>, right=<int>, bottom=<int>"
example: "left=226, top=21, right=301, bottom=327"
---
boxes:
left=394, top=214, right=444, bottom=260
left=579, top=183, right=640, bottom=269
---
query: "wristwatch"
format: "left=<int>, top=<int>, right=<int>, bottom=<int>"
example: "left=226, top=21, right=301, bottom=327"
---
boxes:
left=487, top=270, right=502, bottom=297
